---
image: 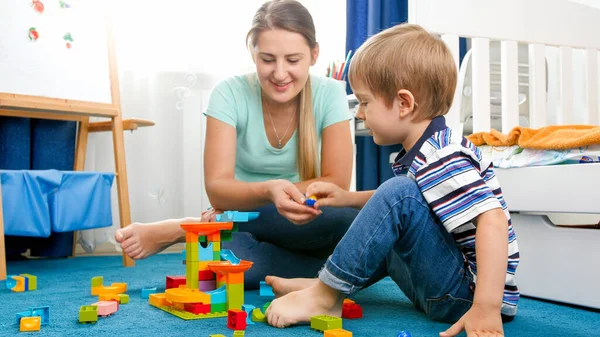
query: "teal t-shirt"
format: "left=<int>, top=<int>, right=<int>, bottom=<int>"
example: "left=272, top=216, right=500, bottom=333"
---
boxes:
left=203, top=73, right=351, bottom=183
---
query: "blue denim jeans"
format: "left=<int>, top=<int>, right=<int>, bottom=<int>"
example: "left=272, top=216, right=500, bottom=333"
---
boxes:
left=222, top=204, right=359, bottom=289
left=319, top=176, right=474, bottom=323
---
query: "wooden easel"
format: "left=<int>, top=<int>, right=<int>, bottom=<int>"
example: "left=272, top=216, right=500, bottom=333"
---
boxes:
left=0, top=5, right=150, bottom=280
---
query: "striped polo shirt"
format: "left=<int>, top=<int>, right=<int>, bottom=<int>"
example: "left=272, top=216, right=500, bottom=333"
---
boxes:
left=391, top=116, right=520, bottom=317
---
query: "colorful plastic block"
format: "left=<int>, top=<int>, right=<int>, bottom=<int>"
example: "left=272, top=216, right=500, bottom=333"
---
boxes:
left=199, top=280, right=216, bottom=291
left=242, top=304, right=256, bottom=325
left=92, top=301, right=119, bottom=317
left=149, top=293, right=168, bottom=307
left=227, top=309, right=247, bottom=330
left=142, top=287, right=157, bottom=298
left=79, top=305, right=98, bottom=323
left=16, top=311, right=30, bottom=324
left=209, top=335, right=226, bottom=337
left=199, top=270, right=215, bottom=281
left=310, top=315, right=343, bottom=331
left=396, top=332, right=412, bottom=337
left=233, top=331, right=245, bottom=337
left=20, top=274, right=37, bottom=291
left=207, top=285, right=227, bottom=304
left=305, top=195, right=317, bottom=207
left=251, top=308, right=267, bottom=323
left=200, top=242, right=214, bottom=261
left=19, top=316, right=41, bottom=332
left=325, top=328, right=353, bottom=337
left=156, top=305, right=227, bottom=320
left=118, top=293, right=130, bottom=304
left=226, top=283, right=244, bottom=309
left=166, top=276, right=187, bottom=289
left=30, top=306, right=50, bottom=325
left=8, top=275, right=25, bottom=292
left=259, top=281, right=275, bottom=297
left=184, top=302, right=211, bottom=315
left=262, top=301, right=271, bottom=313
left=342, top=302, right=363, bottom=319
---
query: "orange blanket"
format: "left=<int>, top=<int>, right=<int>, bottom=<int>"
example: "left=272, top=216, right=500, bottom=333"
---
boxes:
left=466, top=125, right=600, bottom=150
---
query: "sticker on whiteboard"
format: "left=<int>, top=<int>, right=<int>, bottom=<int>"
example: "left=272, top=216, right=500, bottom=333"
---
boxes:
left=59, top=1, right=71, bottom=8
left=31, top=0, right=44, bottom=14
left=63, top=32, right=74, bottom=48
left=29, top=27, right=40, bottom=41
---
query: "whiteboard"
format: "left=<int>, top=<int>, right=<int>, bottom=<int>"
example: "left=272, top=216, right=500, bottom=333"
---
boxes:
left=0, top=0, right=112, bottom=104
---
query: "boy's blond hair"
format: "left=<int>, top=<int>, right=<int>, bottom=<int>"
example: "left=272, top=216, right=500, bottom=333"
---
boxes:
left=348, top=24, right=457, bottom=120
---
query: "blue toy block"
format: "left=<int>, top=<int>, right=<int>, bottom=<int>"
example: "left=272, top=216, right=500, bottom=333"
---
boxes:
left=199, top=242, right=214, bottom=261
left=242, top=304, right=256, bottom=325
left=216, top=211, right=260, bottom=222
left=16, top=311, right=30, bottom=324
left=259, top=281, right=275, bottom=298
left=206, top=285, right=227, bottom=304
left=30, top=306, right=50, bottom=326
left=6, top=275, right=16, bottom=290
left=396, top=331, right=412, bottom=337
left=220, top=249, right=240, bottom=265
left=141, top=287, right=157, bottom=299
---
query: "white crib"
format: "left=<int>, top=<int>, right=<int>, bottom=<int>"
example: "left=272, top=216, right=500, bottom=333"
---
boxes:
left=408, top=0, right=600, bottom=309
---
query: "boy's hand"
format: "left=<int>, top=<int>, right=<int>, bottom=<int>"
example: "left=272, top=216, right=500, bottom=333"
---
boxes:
left=439, top=304, right=503, bottom=337
left=305, top=182, right=352, bottom=209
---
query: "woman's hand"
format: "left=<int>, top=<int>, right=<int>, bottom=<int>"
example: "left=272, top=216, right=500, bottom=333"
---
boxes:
left=305, top=181, right=352, bottom=209
left=267, top=179, right=322, bottom=225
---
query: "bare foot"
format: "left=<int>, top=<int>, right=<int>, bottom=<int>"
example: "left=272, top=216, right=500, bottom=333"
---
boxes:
left=265, top=280, right=344, bottom=328
left=115, top=221, right=184, bottom=260
left=265, top=275, right=319, bottom=297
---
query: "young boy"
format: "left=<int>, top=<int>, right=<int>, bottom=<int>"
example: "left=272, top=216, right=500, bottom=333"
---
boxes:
left=264, top=23, right=519, bottom=336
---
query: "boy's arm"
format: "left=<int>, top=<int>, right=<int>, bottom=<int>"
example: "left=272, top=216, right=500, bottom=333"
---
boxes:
left=473, top=207, right=509, bottom=310
left=348, top=190, right=376, bottom=209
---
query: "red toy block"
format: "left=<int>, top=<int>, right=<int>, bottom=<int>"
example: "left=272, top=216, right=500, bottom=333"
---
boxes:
left=342, top=303, right=363, bottom=319
left=166, top=276, right=186, bottom=289
left=227, top=309, right=248, bottom=330
left=199, top=270, right=215, bottom=281
left=184, top=302, right=211, bottom=315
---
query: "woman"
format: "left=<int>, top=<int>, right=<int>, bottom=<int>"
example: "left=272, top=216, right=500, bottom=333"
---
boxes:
left=115, top=0, right=358, bottom=288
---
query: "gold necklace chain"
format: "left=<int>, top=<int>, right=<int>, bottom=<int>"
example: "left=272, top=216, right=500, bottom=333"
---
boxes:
left=264, top=100, right=296, bottom=148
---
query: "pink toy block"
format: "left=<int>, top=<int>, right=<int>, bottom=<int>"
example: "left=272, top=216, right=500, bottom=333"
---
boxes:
left=199, top=280, right=216, bottom=291
left=92, top=301, right=119, bottom=317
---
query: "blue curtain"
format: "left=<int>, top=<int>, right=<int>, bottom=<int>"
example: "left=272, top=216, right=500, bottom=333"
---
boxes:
left=346, top=0, right=408, bottom=191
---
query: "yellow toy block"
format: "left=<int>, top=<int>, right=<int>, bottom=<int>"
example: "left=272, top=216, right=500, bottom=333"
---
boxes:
left=209, top=335, right=226, bottom=337
left=149, top=293, right=168, bottom=308
left=213, top=242, right=221, bottom=251
left=20, top=316, right=41, bottom=332
left=251, top=308, right=267, bottom=323
left=20, top=274, right=37, bottom=291
left=118, top=293, right=130, bottom=304
left=11, top=276, right=26, bottom=292
left=233, top=331, right=245, bottom=337
left=99, top=294, right=121, bottom=302
left=91, top=276, right=127, bottom=296
left=325, top=328, right=353, bottom=337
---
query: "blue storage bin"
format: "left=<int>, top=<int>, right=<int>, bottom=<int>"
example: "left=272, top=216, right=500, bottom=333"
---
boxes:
left=0, top=170, right=62, bottom=237
left=48, top=171, right=115, bottom=232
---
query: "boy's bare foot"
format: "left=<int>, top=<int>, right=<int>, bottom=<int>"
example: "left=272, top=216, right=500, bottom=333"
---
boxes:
left=265, top=276, right=318, bottom=297
left=115, top=221, right=184, bottom=260
left=265, top=280, right=344, bottom=328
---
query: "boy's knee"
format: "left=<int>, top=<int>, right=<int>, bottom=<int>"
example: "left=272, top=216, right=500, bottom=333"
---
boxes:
left=377, top=176, right=421, bottom=198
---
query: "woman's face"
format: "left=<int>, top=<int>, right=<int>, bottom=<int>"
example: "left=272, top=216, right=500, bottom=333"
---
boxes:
left=253, top=28, right=318, bottom=105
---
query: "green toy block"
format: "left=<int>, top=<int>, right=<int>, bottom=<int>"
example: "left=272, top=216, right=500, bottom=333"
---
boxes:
left=226, top=283, right=244, bottom=310
left=251, top=308, right=267, bottom=323
left=199, top=235, right=206, bottom=243
left=91, top=276, right=103, bottom=287
left=262, top=301, right=271, bottom=313
left=157, top=305, right=227, bottom=320
left=118, top=294, right=129, bottom=304
left=233, top=331, right=245, bottom=337
left=20, top=274, right=37, bottom=291
left=211, top=302, right=227, bottom=313
left=79, top=305, right=98, bottom=323
left=221, top=231, right=233, bottom=242
left=310, top=315, right=342, bottom=331
left=231, top=223, right=239, bottom=232
left=213, top=251, right=220, bottom=261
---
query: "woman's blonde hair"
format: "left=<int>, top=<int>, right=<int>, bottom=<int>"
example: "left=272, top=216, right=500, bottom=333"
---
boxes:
left=246, top=0, right=318, bottom=181
left=349, top=24, right=457, bottom=120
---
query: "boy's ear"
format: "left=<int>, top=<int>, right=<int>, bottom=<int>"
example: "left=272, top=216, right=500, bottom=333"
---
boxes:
left=396, top=89, right=416, bottom=118
left=311, top=42, right=320, bottom=66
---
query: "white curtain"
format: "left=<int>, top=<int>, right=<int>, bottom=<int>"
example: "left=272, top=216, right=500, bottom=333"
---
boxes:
left=77, top=0, right=346, bottom=253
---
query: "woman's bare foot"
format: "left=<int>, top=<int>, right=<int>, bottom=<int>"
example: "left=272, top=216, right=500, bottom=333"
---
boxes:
left=265, top=280, right=344, bottom=328
left=265, top=275, right=319, bottom=297
left=115, top=221, right=185, bottom=260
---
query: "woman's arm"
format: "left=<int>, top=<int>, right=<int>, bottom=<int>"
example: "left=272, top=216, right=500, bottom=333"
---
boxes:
left=204, top=116, right=276, bottom=211
left=295, top=119, right=354, bottom=192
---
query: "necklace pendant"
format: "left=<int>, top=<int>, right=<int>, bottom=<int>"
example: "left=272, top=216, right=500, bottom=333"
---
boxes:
left=278, top=140, right=282, bottom=148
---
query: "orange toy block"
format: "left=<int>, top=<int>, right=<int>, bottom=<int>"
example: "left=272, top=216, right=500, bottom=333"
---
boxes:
left=149, top=293, right=168, bottom=308
left=99, top=294, right=121, bottom=302
left=343, top=299, right=355, bottom=305
left=206, top=232, right=221, bottom=242
left=91, top=276, right=127, bottom=296
left=20, top=316, right=41, bottom=332
left=226, top=272, right=244, bottom=285
left=324, top=328, right=353, bottom=336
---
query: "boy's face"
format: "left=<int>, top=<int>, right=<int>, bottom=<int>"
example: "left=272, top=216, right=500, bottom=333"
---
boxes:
left=252, top=28, right=318, bottom=105
left=353, top=81, right=404, bottom=146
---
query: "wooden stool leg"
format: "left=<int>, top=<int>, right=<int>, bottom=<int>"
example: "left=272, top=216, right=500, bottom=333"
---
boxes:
left=0, top=175, right=7, bottom=280
left=112, top=115, right=135, bottom=267
left=72, top=118, right=90, bottom=257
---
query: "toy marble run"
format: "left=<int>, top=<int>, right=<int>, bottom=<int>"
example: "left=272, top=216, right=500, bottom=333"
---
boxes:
left=149, top=211, right=259, bottom=320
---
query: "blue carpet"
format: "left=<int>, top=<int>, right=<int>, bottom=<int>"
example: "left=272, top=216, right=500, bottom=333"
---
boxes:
left=1, top=254, right=598, bottom=336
